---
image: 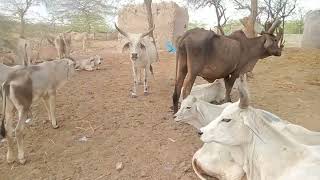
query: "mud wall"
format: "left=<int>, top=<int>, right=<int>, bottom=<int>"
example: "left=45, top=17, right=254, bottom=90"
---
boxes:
left=118, top=2, right=188, bottom=50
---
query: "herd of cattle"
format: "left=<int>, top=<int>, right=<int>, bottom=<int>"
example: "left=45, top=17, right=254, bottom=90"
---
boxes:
left=1, top=19, right=320, bottom=180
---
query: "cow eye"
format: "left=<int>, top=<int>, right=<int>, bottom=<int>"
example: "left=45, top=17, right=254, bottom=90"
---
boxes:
left=186, top=106, right=191, bottom=109
left=140, top=43, right=146, bottom=49
left=221, top=118, right=232, bottom=123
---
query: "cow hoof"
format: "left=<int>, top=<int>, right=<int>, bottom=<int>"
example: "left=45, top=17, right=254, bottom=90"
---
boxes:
left=144, top=92, right=149, bottom=96
left=7, top=157, right=15, bottom=164
left=19, top=158, right=26, bottom=165
left=131, top=94, right=137, bottom=98
left=52, top=124, right=60, bottom=129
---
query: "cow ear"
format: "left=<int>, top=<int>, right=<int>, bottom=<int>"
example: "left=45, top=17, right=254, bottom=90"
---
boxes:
left=263, top=35, right=273, bottom=49
left=89, top=57, right=95, bottom=63
left=122, top=42, right=130, bottom=53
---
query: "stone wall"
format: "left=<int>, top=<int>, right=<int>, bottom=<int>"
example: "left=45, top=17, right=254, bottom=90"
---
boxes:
left=301, top=10, right=320, bottom=48
left=118, top=2, right=188, bottom=50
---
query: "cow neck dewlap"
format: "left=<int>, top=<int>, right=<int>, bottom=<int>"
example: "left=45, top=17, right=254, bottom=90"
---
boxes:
left=242, top=111, right=306, bottom=180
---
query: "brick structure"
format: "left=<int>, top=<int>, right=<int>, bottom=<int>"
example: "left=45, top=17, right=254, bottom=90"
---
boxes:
left=117, top=2, right=189, bottom=50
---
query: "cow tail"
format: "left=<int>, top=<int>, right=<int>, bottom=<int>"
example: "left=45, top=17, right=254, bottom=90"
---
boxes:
left=149, top=65, right=155, bottom=80
left=192, top=153, right=207, bottom=180
left=0, top=82, right=8, bottom=138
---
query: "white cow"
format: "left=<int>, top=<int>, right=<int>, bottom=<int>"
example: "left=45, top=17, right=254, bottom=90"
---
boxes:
left=180, top=78, right=226, bottom=103
left=179, top=77, right=243, bottom=104
left=70, top=32, right=94, bottom=51
left=175, top=96, right=245, bottom=180
left=0, top=58, right=75, bottom=164
left=176, top=91, right=320, bottom=180
left=46, top=33, right=71, bottom=59
left=175, top=95, right=230, bottom=129
left=75, top=55, right=102, bottom=71
left=115, top=24, right=157, bottom=97
left=199, top=75, right=320, bottom=180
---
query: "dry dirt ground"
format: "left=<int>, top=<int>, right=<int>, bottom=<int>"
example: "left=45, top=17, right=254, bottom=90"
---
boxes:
left=0, top=41, right=320, bottom=180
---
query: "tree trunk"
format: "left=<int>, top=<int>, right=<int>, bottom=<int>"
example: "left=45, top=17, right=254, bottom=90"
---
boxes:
left=247, top=0, right=257, bottom=38
left=144, top=0, right=159, bottom=61
left=144, top=0, right=154, bottom=39
left=20, top=13, right=25, bottom=38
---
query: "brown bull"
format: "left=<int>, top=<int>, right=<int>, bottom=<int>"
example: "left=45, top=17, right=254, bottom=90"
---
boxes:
left=172, top=19, right=283, bottom=113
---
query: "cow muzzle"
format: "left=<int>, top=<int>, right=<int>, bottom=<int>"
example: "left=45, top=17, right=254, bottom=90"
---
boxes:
left=131, top=53, right=138, bottom=60
left=197, top=130, right=203, bottom=136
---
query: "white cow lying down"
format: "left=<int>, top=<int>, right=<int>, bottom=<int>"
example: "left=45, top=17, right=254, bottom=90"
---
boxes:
left=175, top=96, right=320, bottom=179
left=180, top=77, right=242, bottom=104
left=198, top=76, right=320, bottom=180
left=180, top=78, right=225, bottom=103
left=175, top=96, right=244, bottom=180
left=75, top=55, right=102, bottom=71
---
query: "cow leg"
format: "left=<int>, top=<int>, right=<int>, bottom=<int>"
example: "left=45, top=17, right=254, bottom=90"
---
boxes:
left=5, top=101, right=15, bottom=164
left=172, top=51, right=187, bottom=113
left=82, top=39, right=86, bottom=51
left=182, top=73, right=196, bottom=99
left=42, top=96, right=51, bottom=124
left=143, top=68, right=148, bottom=95
left=131, top=66, right=138, bottom=98
left=138, top=69, right=143, bottom=85
left=48, top=92, right=59, bottom=129
left=224, top=76, right=237, bottom=102
left=16, top=107, right=28, bottom=164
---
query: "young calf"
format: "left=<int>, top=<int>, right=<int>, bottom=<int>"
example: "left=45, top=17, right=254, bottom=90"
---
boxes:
left=0, top=58, right=75, bottom=164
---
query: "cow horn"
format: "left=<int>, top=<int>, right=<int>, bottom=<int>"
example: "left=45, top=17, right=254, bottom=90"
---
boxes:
left=238, top=74, right=249, bottom=109
left=267, top=18, right=281, bottom=34
left=114, top=23, right=129, bottom=38
left=141, top=25, right=155, bottom=38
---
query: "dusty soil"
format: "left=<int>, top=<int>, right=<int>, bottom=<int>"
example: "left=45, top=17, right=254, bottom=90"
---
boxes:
left=0, top=41, right=320, bottom=180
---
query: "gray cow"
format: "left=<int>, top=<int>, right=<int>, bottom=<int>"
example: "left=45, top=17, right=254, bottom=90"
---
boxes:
left=0, top=58, right=75, bottom=164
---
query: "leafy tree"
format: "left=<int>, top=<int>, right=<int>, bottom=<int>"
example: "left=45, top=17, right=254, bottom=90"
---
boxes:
left=188, top=21, right=207, bottom=30
left=187, top=0, right=228, bottom=35
left=47, top=0, right=117, bottom=32
left=70, top=13, right=110, bottom=32
left=0, top=0, right=42, bottom=37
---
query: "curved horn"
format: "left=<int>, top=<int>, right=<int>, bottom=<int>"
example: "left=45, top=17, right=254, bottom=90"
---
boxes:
left=141, top=25, right=155, bottom=38
left=238, top=74, right=249, bottom=109
left=267, top=18, right=281, bottom=34
left=114, top=23, right=129, bottom=38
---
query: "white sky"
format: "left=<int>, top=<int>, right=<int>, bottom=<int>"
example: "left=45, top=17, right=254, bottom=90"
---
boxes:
left=15, top=0, right=320, bottom=27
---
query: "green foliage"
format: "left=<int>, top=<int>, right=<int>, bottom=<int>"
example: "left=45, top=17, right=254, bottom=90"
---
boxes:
left=0, top=14, right=16, bottom=39
left=69, top=14, right=110, bottom=33
left=188, top=21, right=207, bottom=30
left=284, top=20, right=303, bottom=34
left=223, top=20, right=242, bottom=35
